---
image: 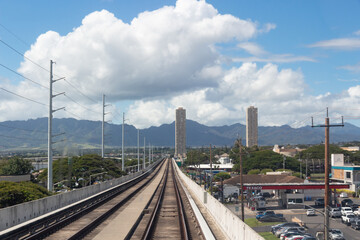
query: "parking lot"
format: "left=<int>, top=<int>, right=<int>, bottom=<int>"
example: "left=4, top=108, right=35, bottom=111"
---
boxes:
left=226, top=197, right=360, bottom=239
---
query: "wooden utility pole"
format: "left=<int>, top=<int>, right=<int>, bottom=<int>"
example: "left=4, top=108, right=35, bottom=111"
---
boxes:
left=312, top=108, right=343, bottom=240
left=238, top=138, right=245, bottom=221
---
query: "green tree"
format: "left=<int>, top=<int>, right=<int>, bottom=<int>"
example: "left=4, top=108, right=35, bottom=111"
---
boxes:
left=38, top=154, right=125, bottom=187
left=1, top=157, right=34, bottom=175
left=0, top=181, right=52, bottom=208
left=214, top=172, right=231, bottom=181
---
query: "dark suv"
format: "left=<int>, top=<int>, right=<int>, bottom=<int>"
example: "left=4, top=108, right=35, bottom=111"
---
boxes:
left=315, top=198, right=324, bottom=207
left=341, top=199, right=354, bottom=207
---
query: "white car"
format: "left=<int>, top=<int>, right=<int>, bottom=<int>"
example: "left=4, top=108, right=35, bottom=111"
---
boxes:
left=306, top=209, right=316, bottom=216
left=329, top=229, right=344, bottom=240
left=354, top=207, right=360, bottom=216
left=341, top=206, right=353, bottom=216
left=339, top=192, right=348, bottom=198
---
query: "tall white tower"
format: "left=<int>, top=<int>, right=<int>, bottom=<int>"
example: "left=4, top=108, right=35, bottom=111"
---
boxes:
left=246, top=106, right=258, bottom=147
left=175, top=107, right=186, bottom=156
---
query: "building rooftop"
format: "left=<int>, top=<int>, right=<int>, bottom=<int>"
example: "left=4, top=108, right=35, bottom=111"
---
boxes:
left=224, top=174, right=304, bottom=185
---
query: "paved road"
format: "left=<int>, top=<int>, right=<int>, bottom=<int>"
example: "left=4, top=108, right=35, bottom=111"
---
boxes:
left=282, top=209, right=360, bottom=240
left=226, top=197, right=360, bottom=240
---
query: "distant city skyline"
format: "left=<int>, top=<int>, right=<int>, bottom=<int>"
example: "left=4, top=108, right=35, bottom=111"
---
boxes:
left=0, top=1, right=360, bottom=129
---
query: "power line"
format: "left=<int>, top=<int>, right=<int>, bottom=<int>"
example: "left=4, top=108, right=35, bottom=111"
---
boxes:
left=0, top=37, right=99, bottom=104
left=1, top=87, right=48, bottom=106
left=0, top=23, right=30, bottom=47
left=0, top=62, right=49, bottom=89
left=0, top=39, right=49, bottom=73
left=63, top=79, right=98, bottom=104
left=64, top=94, right=102, bottom=114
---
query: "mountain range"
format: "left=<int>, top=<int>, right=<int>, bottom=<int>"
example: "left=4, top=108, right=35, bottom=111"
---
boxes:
left=1, top=117, right=360, bottom=151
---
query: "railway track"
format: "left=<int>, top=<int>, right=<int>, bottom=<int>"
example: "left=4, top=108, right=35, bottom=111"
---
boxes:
left=129, top=159, right=205, bottom=240
left=1, top=159, right=211, bottom=239
left=0, top=159, right=164, bottom=240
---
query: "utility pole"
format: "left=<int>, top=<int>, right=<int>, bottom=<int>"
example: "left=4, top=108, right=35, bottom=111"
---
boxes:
left=48, top=60, right=64, bottom=192
left=312, top=107, right=343, bottom=240
left=210, top=144, right=213, bottom=196
left=122, top=112, right=125, bottom=171
left=101, top=94, right=109, bottom=158
left=283, top=156, right=286, bottom=170
left=148, top=143, right=151, bottom=165
left=238, top=138, right=245, bottom=222
left=300, top=155, right=302, bottom=179
left=137, top=129, right=140, bottom=171
left=143, top=137, right=146, bottom=169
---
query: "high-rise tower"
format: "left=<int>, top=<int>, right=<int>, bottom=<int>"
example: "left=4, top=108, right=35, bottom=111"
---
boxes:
left=246, top=106, right=258, bottom=147
left=175, top=107, right=186, bottom=156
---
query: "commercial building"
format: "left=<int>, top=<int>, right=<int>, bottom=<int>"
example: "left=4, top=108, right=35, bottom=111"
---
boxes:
left=246, top=106, right=258, bottom=147
left=175, top=107, right=186, bottom=157
left=331, top=153, right=360, bottom=193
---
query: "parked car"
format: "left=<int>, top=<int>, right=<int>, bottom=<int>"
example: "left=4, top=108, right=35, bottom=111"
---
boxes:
left=280, top=231, right=304, bottom=240
left=339, top=192, right=348, bottom=198
left=315, top=198, right=324, bottom=207
left=306, top=209, right=316, bottom=216
left=259, top=214, right=286, bottom=222
left=351, top=217, right=360, bottom=230
left=275, top=227, right=305, bottom=238
left=341, top=213, right=356, bottom=225
left=341, top=206, right=353, bottom=216
left=341, top=198, right=354, bottom=207
left=288, top=235, right=315, bottom=240
left=256, top=210, right=275, bottom=219
left=329, top=207, right=342, bottom=218
left=329, top=229, right=344, bottom=240
left=271, top=222, right=301, bottom=234
left=354, top=207, right=360, bottom=216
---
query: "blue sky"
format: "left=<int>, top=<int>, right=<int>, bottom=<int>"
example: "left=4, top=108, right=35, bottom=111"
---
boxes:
left=1, top=0, right=360, bottom=128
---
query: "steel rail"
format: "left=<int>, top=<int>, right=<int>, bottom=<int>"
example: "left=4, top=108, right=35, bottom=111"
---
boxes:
left=141, top=160, right=170, bottom=239
left=142, top=160, right=190, bottom=240
left=172, top=163, right=190, bottom=240
left=1, top=159, right=164, bottom=240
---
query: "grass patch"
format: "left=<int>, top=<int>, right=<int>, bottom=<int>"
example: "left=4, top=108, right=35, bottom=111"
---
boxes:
left=258, top=232, right=279, bottom=240
left=244, top=218, right=282, bottom=227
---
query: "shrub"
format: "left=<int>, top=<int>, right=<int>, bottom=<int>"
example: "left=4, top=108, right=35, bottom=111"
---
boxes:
left=248, top=169, right=260, bottom=175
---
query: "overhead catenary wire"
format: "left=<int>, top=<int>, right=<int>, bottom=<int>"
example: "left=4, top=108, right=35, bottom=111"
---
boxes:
left=0, top=62, right=49, bottom=89
left=1, top=87, right=48, bottom=106
left=0, top=36, right=99, bottom=105
left=0, top=23, right=30, bottom=47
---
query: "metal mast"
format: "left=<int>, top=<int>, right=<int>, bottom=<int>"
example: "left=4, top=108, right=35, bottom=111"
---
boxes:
left=143, top=137, right=146, bottom=169
left=48, top=60, right=53, bottom=192
left=102, top=94, right=105, bottom=158
left=122, top=112, right=125, bottom=170
left=48, top=60, right=64, bottom=192
left=137, top=129, right=140, bottom=171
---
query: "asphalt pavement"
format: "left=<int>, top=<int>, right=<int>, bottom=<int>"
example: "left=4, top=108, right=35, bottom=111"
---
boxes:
left=226, top=197, right=360, bottom=240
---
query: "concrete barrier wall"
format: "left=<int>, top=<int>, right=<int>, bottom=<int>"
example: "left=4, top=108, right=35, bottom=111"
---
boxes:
left=0, top=162, right=156, bottom=231
left=173, top=161, right=264, bottom=240
left=0, top=175, right=31, bottom=182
